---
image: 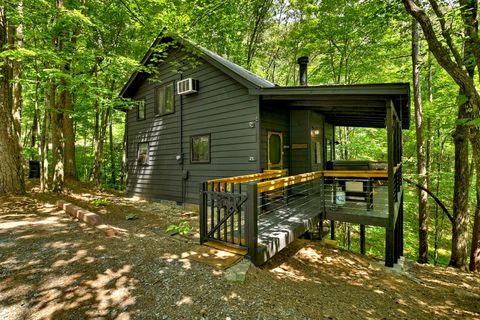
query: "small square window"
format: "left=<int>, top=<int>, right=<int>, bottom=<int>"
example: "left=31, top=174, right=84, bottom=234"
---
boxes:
left=138, top=142, right=149, bottom=165
left=191, top=134, right=210, bottom=163
left=155, top=82, right=174, bottom=116
left=137, top=99, right=146, bottom=120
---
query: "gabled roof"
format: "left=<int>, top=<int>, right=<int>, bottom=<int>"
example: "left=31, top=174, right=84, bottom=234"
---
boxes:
left=120, top=33, right=274, bottom=98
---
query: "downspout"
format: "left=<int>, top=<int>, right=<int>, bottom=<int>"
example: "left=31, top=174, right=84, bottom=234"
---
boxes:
left=179, top=73, right=185, bottom=205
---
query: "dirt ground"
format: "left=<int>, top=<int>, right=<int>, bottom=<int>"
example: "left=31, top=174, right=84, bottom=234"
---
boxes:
left=1, top=181, right=479, bottom=320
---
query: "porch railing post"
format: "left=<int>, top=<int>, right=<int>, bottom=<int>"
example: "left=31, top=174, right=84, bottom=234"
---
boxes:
left=245, top=183, right=258, bottom=265
left=199, top=182, right=207, bottom=244
left=386, top=101, right=395, bottom=267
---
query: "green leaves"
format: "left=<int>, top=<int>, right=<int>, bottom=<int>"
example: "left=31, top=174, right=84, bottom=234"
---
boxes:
left=167, top=221, right=192, bottom=235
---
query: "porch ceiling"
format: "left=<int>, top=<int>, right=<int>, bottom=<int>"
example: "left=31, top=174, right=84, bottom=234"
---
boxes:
left=251, top=83, right=410, bottom=129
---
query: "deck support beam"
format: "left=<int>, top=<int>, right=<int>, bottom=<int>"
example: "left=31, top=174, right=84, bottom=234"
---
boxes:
left=360, top=224, right=366, bottom=254
left=245, top=183, right=258, bottom=265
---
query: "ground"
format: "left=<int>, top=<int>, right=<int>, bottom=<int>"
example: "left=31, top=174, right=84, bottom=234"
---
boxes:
left=1, top=182, right=479, bottom=320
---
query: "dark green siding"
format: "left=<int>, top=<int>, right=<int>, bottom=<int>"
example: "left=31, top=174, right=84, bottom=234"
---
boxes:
left=290, top=110, right=310, bottom=174
left=126, top=48, right=260, bottom=204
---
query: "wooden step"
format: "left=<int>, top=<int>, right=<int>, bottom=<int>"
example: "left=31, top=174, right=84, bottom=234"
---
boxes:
left=204, top=241, right=248, bottom=256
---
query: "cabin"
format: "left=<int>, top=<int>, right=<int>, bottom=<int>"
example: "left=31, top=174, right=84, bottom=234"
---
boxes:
left=120, top=34, right=410, bottom=267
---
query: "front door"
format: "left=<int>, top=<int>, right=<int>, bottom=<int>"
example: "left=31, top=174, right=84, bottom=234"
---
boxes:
left=268, top=131, right=283, bottom=170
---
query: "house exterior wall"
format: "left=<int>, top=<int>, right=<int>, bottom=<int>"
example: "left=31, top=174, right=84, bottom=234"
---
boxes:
left=126, top=48, right=260, bottom=204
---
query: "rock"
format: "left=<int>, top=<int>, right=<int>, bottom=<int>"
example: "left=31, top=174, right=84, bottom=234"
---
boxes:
left=225, top=259, right=252, bottom=283
left=321, top=239, right=337, bottom=248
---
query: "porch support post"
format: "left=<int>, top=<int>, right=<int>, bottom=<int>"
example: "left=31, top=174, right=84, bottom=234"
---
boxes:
left=360, top=224, right=366, bottom=254
left=330, top=220, right=335, bottom=240
left=199, top=182, right=207, bottom=244
left=245, top=183, right=258, bottom=265
left=385, top=100, right=395, bottom=267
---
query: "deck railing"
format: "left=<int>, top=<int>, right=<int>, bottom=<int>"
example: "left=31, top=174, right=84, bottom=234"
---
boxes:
left=199, top=170, right=286, bottom=254
left=199, top=168, right=404, bottom=265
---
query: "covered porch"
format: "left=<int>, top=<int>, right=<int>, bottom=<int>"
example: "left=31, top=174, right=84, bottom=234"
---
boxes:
left=199, top=83, right=409, bottom=266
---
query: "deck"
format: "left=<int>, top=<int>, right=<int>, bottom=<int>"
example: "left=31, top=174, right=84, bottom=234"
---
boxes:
left=200, top=165, right=403, bottom=267
left=256, top=200, right=321, bottom=264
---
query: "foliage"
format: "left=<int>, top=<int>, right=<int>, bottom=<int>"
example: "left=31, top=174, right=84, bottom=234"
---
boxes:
left=167, top=221, right=192, bottom=235
left=126, top=213, right=138, bottom=220
left=90, top=198, right=109, bottom=207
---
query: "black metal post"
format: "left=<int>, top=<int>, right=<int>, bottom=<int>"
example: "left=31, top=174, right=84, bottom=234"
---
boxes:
left=360, top=224, right=366, bottom=254
left=245, top=183, right=258, bottom=265
left=199, top=182, right=207, bottom=244
left=386, top=101, right=395, bottom=267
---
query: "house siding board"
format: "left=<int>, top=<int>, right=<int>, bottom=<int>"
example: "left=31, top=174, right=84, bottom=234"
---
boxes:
left=182, top=81, right=259, bottom=203
left=126, top=46, right=259, bottom=204
left=310, top=112, right=325, bottom=171
left=290, top=110, right=310, bottom=174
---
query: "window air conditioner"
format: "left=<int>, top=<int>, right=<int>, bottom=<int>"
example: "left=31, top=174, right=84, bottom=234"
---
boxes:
left=177, top=78, right=199, bottom=95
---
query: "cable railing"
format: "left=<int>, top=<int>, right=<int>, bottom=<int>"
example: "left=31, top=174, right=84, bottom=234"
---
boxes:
left=199, top=167, right=400, bottom=265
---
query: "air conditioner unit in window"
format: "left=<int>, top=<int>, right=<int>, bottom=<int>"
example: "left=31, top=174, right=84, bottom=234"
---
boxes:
left=177, top=78, right=199, bottom=95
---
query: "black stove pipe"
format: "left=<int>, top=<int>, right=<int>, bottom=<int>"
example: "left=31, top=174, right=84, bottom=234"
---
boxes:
left=297, top=56, right=309, bottom=86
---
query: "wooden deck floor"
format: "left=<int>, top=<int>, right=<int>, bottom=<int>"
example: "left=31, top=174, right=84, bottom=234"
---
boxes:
left=255, top=198, right=321, bottom=264
left=253, top=186, right=389, bottom=264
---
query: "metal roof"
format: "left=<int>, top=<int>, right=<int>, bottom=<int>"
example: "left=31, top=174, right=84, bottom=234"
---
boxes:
left=119, top=34, right=274, bottom=98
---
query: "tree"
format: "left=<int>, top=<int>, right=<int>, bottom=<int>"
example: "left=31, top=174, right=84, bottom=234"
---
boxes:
left=412, top=19, right=428, bottom=263
left=402, top=0, right=480, bottom=269
left=0, top=3, right=25, bottom=195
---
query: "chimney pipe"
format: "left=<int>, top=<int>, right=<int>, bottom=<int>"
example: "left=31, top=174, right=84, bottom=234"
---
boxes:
left=297, top=56, right=309, bottom=86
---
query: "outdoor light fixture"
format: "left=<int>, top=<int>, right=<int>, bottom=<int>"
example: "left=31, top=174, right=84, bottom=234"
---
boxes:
left=311, top=128, right=320, bottom=137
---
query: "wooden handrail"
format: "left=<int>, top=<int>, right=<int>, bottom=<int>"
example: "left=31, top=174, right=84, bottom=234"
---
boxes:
left=257, top=169, right=389, bottom=193
left=257, top=171, right=323, bottom=192
left=207, top=169, right=287, bottom=184
left=323, top=170, right=388, bottom=178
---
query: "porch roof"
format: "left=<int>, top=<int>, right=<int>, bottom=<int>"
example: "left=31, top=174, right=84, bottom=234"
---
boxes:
left=250, top=83, right=410, bottom=129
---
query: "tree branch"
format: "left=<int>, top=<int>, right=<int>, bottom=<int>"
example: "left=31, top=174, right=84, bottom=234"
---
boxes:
left=403, top=178, right=454, bottom=224
left=428, top=0, right=464, bottom=68
left=402, top=0, right=476, bottom=97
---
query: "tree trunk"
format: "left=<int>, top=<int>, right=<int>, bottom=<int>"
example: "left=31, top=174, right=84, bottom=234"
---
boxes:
left=38, top=108, right=49, bottom=191
left=0, top=5, right=24, bottom=195
left=49, top=79, right=64, bottom=192
left=62, top=86, right=77, bottom=180
left=92, top=103, right=110, bottom=186
left=109, top=117, right=116, bottom=185
left=412, top=20, right=429, bottom=263
left=469, top=129, right=480, bottom=272
left=450, top=102, right=470, bottom=268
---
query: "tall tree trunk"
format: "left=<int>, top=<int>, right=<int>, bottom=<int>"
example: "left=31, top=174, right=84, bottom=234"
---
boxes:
left=11, top=1, right=23, bottom=142
left=412, top=20, right=429, bottom=263
left=450, top=101, right=470, bottom=267
left=38, top=108, right=49, bottom=191
left=0, top=5, right=24, bottom=195
left=470, top=133, right=480, bottom=272
left=62, top=85, right=77, bottom=179
left=49, top=80, right=64, bottom=192
left=109, top=117, right=116, bottom=185
left=92, top=102, right=110, bottom=186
